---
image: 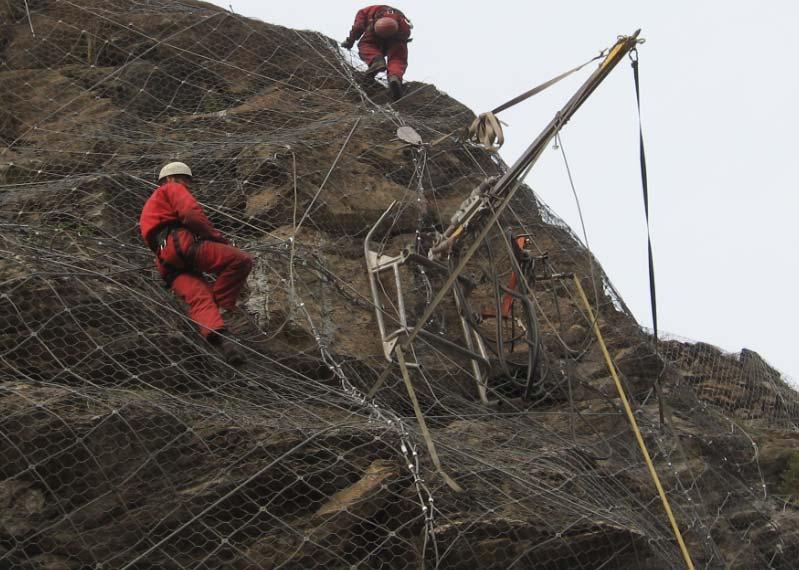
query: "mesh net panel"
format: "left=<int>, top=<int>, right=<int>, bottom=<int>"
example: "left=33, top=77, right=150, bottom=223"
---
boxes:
left=1, top=1, right=798, bottom=569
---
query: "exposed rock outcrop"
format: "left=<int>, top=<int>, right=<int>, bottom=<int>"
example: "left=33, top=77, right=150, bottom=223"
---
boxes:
left=1, top=1, right=797, bottom=568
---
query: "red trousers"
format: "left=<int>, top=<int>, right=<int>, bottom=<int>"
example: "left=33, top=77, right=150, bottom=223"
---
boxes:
left=156, top=229, right=253, bottom=338
left=358, top=36, right=409, bottom=79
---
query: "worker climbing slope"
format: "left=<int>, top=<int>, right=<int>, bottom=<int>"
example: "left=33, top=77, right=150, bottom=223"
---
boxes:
left=139, top=162, right=252, bottom=365
left=341, top=5, right=412, bottom=100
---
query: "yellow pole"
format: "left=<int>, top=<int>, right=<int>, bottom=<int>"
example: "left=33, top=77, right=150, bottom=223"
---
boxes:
left=573, top=275, right=695, bottom=570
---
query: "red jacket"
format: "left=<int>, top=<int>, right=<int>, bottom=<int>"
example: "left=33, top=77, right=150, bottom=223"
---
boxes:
left=139, top=181, right=223, bottom=246
left=346, top=5, right=411, bottom=44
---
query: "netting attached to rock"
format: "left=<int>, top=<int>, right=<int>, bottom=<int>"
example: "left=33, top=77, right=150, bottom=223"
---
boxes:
left=2, top=1, right=798, bottom=569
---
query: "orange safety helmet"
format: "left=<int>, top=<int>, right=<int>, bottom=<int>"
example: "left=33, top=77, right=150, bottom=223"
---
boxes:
left=374, top=16, right=399, bottom=38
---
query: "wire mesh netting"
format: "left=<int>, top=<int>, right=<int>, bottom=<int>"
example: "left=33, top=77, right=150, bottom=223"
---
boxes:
left=658, top=334, right=799, bottom=427
left=2, top=1, right=799, bottom=569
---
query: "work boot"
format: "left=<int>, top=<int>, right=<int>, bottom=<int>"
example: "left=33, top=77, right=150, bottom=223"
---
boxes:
left=219, top=337, right=247, bottom=366
left=388, top=74, right=403, bottom=101
left=209, top=329, right=247, bottom=366
left=366, top=56, right=387, bottom=76
left=220, top=306, right=253, bottom=337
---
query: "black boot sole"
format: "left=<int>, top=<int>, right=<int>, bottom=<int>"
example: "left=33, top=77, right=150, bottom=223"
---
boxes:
left=365, top=62, right=387, bottom=77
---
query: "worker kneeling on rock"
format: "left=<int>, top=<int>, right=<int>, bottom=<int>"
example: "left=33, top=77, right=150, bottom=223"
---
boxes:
left=140, top=162, right=252, bottom=365
left=341, top=5, right=412, bottom=101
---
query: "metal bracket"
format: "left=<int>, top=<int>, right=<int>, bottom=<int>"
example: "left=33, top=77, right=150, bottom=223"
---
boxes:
left=428, top=176, right=497, bottom=262
left=365, top=202, right=491, bottom=403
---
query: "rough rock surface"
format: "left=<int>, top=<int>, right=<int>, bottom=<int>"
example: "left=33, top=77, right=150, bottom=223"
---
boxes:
left=1, top=1, right=798, bottom=568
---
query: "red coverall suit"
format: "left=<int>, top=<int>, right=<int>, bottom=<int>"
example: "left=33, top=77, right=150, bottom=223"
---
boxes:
left=345, top=5, right=412, bottom=79
left=140, top=181, right=252, bottom=339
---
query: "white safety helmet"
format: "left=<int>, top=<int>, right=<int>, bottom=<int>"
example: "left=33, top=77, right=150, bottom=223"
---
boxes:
left=158, top=161, right=192, bottom=182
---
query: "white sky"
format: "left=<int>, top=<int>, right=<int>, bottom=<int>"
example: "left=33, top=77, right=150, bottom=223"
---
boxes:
left=209, top=0, right=798, bottom=381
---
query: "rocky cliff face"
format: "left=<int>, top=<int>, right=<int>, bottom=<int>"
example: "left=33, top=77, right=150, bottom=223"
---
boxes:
left=2, top=1, right=798, bottom=568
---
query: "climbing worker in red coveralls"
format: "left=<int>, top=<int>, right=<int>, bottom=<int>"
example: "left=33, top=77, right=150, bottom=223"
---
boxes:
left=341, top=5, right=413, bottom=101
left=139, top=162, right=252, bottom=365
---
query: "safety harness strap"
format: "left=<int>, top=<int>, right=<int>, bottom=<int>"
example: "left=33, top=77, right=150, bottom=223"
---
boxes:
left=148, top=222, right=199, bottom=288
left=170, top=227, right=196, bottom=266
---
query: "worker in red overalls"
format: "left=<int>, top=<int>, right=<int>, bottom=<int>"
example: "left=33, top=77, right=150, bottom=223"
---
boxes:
left=341, top=5, right=413, bottom=100
left=140, top=162, right=252, bottom=365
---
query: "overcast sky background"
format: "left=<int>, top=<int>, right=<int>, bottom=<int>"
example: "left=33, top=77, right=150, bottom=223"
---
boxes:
left=209, top=0, right=798, bottom=381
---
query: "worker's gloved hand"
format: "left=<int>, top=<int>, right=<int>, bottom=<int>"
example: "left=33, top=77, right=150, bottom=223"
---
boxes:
left=341, top=39, right=354, bottom=49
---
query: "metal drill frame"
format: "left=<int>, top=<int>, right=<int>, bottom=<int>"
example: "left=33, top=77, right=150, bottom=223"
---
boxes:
left=364, top=201, right=490, bottom=403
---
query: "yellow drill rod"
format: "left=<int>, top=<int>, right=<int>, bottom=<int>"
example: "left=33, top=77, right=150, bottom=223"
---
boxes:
left=572, top=275, right=695, bottom=570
